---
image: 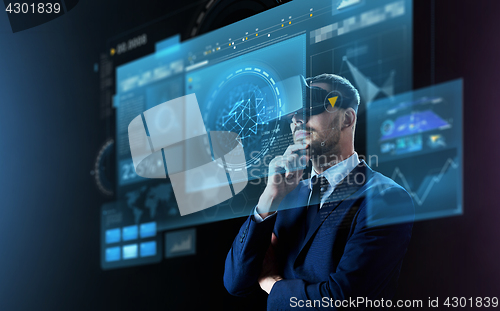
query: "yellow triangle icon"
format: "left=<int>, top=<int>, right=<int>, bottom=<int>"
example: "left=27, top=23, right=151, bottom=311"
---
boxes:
left=328, top=96, right=338, bottom=108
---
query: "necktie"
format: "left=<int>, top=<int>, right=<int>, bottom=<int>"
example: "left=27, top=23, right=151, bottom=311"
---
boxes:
left=305, top=175, right=328, bottom=234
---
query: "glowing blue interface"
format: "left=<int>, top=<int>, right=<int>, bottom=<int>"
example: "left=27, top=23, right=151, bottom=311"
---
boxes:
left=101, top=201, right=162, bottom=269
left=102, top=0, right=413, bottom=269
left=367, top=79, right=463, bottom=222
left=185, top=34, right=306, bottom=182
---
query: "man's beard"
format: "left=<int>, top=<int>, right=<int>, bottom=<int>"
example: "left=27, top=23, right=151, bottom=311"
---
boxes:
left=293, top=124, right=341, bottom=160
left=309, top=128, right=340, bottom=161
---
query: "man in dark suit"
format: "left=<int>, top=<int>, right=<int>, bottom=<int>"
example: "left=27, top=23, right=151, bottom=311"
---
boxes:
left=224, top=74, right=414, bottom=310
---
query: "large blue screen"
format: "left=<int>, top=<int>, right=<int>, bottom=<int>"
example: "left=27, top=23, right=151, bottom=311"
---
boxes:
left=102, top=0, right=413, bottom=269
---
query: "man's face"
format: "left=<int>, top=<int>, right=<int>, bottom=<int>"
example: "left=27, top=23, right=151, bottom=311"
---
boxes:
left=290, top=82, right=342, bottom=159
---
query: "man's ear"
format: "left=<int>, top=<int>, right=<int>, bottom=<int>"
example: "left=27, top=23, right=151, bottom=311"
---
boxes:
left=342, top=108, right=356, bottom=129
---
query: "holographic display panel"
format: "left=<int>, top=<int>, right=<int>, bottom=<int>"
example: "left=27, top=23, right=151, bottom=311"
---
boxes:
left=103, top=0, right=413, bottom=269
left=185, top=34, right=306, bottom=182
left=367, top=79, right=463, bottom=222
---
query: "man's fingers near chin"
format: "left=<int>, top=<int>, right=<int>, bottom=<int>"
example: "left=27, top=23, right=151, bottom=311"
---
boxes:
left=269, top=156, right=285, bottom=174
left=284, top=144, right=307, bottom=155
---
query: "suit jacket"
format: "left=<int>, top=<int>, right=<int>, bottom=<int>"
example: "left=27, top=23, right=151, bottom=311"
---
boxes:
left=224, top=161, right=414, bottom=310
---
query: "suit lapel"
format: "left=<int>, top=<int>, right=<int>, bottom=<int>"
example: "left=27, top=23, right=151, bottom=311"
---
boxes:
left=294, top=161, right=372, bottom=264
left=276, top=180, right=310, bottom=229
left=291, top=180, right=311, bottom=212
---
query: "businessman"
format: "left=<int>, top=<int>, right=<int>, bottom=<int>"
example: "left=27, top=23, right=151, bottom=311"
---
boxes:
left=224, top=74, right=414, bottom=310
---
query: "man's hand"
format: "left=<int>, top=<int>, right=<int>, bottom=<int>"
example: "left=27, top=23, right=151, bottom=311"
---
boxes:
left=257, top=143, right=309, bottom=218
left=259, top=233, right=283, bottom=294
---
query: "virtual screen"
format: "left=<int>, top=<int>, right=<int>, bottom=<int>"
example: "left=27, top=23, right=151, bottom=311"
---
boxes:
left=101, top=0, right=413, bottom=269
left=185, top=34, right=306, bottom=182
left=367, top=79, right=463, bottom=223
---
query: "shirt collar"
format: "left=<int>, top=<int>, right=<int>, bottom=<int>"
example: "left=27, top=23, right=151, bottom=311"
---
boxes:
left=309, top=152, right=360, bottom=190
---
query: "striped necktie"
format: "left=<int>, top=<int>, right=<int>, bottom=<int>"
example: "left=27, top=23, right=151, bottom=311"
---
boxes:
left=305, top=175, right=328, bottom=234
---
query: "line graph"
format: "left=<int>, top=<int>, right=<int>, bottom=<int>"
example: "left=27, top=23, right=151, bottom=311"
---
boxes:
left=387, top=158, right=459, bottom=206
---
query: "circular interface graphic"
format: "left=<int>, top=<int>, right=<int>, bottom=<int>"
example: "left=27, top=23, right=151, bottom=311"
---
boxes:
left=381, top=119, right=395, bottom=136
left=92, top=139, right=115, bottom=196
left=204, top=68, right=283, bottom=170
left=324, top=90, right=343, bottom=113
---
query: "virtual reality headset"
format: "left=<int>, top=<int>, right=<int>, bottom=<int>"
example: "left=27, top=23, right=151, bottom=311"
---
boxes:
left=283, top=75, right=359, bottom=121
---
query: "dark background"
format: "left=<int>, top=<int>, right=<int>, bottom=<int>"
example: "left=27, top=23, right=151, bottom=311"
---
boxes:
left=0, top=0, right=498, bottom=310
